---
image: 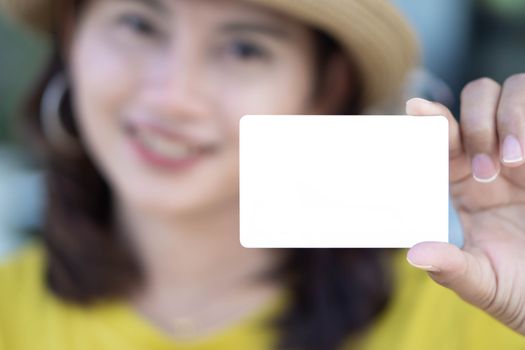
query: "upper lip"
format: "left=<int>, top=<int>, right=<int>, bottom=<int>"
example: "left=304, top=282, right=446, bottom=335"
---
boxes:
left=123, top=116, right=217, bottom=153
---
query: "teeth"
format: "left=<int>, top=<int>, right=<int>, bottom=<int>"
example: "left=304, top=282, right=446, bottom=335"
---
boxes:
left=136, top=129, right=197, bottom=159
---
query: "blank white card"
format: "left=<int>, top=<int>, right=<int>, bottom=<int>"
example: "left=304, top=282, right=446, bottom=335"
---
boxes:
left=239, top=115, right=449, bottom=248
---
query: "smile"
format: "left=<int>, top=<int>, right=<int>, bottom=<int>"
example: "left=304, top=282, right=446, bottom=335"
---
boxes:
left=122, top=118, right=215, bottom=170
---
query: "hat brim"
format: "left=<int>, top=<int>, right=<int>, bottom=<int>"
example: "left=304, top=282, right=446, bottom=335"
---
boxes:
left=246, top=0, right=420, bottom=107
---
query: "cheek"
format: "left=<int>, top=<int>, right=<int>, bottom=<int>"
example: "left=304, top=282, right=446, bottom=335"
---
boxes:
left=70, top=32, right=138, bottom=163
left=215, top=61, right=315, bottom=139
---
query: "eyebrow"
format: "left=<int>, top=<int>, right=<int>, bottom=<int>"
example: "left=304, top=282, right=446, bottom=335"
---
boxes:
left=218, top=22, right=292, bottom=41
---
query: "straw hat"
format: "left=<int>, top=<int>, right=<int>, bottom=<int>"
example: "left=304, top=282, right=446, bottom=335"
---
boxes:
left=0, top=0, right=420, bottom=108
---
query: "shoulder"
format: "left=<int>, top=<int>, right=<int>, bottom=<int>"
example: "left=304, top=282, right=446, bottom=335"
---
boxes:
left=0, top=239, right=45, bottom=292
left=0, top=239, right=82, bottom=348
left=0, top=239, right=49, bottom=326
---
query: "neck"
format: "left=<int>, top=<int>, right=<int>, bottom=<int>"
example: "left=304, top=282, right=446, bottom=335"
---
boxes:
left=114, top=197, right=285, bottom=337
left=116, top=197, right=280, bottom=290
left=114, top=196, right=283, bottom=317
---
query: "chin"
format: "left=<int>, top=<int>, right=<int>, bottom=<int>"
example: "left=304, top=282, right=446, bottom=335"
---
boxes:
left=118, top=178, right=234, bottom=216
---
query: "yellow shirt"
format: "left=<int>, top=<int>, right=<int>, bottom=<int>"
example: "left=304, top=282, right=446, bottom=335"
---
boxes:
left=1, top=241, right=524, bottom=349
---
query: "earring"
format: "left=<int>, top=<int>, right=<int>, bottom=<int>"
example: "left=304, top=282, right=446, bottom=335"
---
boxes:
left=40, top=72, right=81, bottom=157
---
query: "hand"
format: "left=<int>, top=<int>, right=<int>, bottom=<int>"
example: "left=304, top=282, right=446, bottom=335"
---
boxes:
left=405, top=74, right=525, bottom=335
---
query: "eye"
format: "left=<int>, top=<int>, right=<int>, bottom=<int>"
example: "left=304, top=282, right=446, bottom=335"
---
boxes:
left=228, top=40, right=270, bottom=61
left=118, top=13, right=158, bottom=36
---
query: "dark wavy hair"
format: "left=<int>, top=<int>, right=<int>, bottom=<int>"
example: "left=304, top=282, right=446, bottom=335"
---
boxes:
left=16, top=1, right=396, bottom=349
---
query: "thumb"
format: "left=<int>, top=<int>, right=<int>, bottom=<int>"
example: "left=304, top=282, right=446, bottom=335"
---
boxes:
left=406, top=241, right=493, bottom=306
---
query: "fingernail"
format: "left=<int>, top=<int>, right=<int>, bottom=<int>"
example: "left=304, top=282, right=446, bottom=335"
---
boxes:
left=406, top=256, right=440, bottom=272
left=472, top=153, right=499, bottom=183
left=502, top=135, right=523, bottom=163
left=407, top=97, right=431, bottom=105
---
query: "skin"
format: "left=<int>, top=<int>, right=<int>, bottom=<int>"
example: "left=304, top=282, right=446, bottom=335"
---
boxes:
left=65, top=0, right=525, bottom=340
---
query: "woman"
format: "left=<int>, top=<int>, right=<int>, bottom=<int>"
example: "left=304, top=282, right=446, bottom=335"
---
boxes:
left=1, top=0, right=525, bottom=349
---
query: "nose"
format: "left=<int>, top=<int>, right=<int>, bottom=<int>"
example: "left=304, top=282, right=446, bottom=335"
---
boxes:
left=141, top=39, right=210, bottom=122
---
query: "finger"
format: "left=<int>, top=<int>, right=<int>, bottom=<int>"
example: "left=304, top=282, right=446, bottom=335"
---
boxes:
left=406, top=241, right=495, bottom=309
left=497, top=74, right=525, bottom=168
left=460, top=78, right=502, bottom=183
left=406, top=97, right=463, bottom=158
left=406, top=98, right=470, bottom=183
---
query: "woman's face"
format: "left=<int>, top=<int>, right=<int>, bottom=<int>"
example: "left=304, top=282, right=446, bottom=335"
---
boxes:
left=69, top=0, right=322, bottom=215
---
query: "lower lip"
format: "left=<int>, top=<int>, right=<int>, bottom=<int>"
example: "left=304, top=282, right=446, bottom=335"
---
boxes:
left=128, top=136, right=207, bottom=171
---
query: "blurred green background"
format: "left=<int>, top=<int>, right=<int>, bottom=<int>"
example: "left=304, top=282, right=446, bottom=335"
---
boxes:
left=0, top=13, right=49, bottom=143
